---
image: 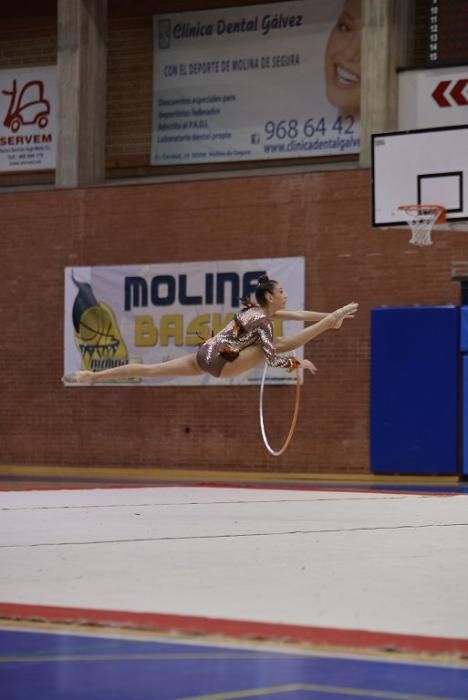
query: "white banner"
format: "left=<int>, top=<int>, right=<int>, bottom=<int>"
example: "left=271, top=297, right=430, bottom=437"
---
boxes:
left=0, top=66, right=56, bottom=171
left=64, top=257, right=305, bottom=386
left=399, top=65, right=468, bottom=130
left=151, top=1, right=361, bottom=164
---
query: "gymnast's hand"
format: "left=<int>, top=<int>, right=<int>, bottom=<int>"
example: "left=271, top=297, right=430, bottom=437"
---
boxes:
left=300, top=359, right=318, bottom=375
left=332, top=302, right=358, bottom=328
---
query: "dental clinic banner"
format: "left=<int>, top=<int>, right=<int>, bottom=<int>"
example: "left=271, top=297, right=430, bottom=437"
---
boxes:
left=0, top=66, right=56, bottom=171
left=64, top=257, right=305, bottom=386
left=151, top=0, right=361, bottom=165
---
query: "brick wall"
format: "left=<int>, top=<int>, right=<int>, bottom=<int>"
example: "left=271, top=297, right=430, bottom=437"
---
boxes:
left=1, top=169, right=461, bottom=473
left=0, top=7, right=56, bottom=68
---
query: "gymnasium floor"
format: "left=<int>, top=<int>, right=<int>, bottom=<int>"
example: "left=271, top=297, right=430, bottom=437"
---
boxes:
left=1, top=479, right=468, bottom=699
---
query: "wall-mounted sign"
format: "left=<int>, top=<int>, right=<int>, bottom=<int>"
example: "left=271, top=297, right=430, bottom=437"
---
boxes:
left=399, top=65, right=468, bottom=130
left=0, top=66, right=56, bottom=171
left=425, top=0, right=468, bottom=67
left=151, top=0, right=361, bottom=165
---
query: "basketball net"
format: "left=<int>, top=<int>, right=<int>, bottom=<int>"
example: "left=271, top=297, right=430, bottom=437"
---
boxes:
left=398, top=205, right=446, bottom=247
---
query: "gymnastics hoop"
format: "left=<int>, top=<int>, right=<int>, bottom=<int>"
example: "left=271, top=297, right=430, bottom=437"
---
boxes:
left=259, top=361, right=301, bottom=457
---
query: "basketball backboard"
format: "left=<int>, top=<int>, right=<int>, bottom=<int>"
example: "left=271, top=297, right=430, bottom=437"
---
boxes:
left=371, top=125, right=468, bottom=228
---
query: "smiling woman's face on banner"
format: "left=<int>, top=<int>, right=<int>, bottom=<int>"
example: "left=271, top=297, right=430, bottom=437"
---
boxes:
left=324, top=0, right=361, bottom=117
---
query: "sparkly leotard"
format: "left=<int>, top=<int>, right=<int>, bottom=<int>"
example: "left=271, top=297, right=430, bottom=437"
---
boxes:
left=196, top=307, right=297, bottom=378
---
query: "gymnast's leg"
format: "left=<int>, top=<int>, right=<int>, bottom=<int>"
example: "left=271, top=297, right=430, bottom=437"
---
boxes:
left=220, top=305, right=358, bottom=378
left=218, top=345, right=265, bottom=378
left=63, top=353, right=202, bottom=383
left=274, top=315, right=334, bottom=353
left=275, top=304, right=356, bottom=353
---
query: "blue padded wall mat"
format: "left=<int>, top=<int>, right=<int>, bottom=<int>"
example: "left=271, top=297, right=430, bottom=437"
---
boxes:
left=463, top=355, right=468, bottom=475
left=460, top=306, right=468, bottom=352
left=370, top=307, right=459, bottom=475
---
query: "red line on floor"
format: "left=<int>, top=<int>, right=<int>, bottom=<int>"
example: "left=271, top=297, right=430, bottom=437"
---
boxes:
left=0, top=602, right=466, bottom=655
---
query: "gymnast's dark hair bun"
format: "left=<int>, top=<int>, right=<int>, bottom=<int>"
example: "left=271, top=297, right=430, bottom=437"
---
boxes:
left=255, top=274, right=277, bottom=306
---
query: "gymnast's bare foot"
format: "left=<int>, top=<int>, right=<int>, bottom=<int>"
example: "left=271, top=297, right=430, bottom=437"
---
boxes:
left=62, top=370, right=95, bottom=384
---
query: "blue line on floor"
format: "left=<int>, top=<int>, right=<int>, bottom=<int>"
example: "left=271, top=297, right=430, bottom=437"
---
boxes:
left=1, top=627, right=468, bottom=700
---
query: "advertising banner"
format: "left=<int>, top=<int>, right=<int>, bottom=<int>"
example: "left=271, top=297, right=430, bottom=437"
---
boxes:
left=151, top=0, right=361, bottom=165
left=0, top=66, right=56, bottom=171
left=64, top=257, right=305, bottom=386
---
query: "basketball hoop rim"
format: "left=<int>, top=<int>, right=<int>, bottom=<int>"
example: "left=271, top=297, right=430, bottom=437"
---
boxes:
left=398, top=204, right=447, bottom=224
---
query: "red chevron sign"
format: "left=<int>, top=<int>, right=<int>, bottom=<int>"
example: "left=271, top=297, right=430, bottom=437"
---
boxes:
left=432, top=79, right=468, bottom=107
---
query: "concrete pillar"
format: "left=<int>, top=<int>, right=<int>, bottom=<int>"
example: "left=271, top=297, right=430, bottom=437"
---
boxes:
left=359, top=0, right=412, bottom=167
left=56, top=0, right=107, bottom=188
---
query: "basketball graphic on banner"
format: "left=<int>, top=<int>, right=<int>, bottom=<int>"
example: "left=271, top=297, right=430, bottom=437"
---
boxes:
left=71, top=274, right=129, bottom=372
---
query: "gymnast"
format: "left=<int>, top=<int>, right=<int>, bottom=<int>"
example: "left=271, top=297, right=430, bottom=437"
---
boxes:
left=62, top=275, right=358, bottom=383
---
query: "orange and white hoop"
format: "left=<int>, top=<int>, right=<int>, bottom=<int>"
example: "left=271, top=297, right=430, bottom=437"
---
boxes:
left=259, top=362, right=301, bottom=457
left=398, top=204, right=446, bottom=247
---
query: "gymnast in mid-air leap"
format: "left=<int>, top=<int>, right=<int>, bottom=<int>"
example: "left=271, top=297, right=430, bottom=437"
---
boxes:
left=62, top=275, right=358, bottom=384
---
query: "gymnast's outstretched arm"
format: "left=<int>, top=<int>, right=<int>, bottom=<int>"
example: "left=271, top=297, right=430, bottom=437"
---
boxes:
left=273, top=309, right=328, bottom=322
left=273, top=308, right=356, bottom=326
